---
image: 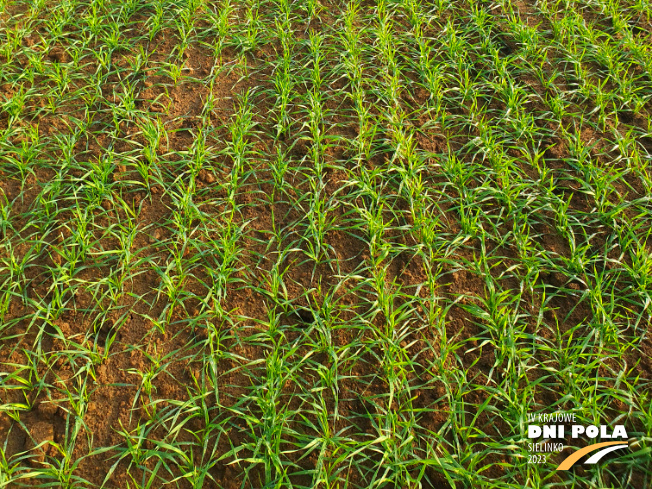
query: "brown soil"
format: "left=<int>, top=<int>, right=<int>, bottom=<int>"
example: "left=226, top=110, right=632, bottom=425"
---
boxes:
left=1, top=1, right=651, bottom=488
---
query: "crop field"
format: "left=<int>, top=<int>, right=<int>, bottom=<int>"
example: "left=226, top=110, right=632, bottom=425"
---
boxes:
left=1, top=0, right=652, bottom=487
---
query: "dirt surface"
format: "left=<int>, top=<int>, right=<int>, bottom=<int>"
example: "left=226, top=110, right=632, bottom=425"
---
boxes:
left=1, top=0, right=651, bottom=488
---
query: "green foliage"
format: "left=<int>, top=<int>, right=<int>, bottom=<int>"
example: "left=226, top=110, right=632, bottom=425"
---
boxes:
left=0, top=0, right=650, bottom=487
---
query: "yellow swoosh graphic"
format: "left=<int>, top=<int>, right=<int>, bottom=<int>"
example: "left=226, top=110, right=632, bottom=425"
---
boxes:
left=557, top=441, right=628, bottom=470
